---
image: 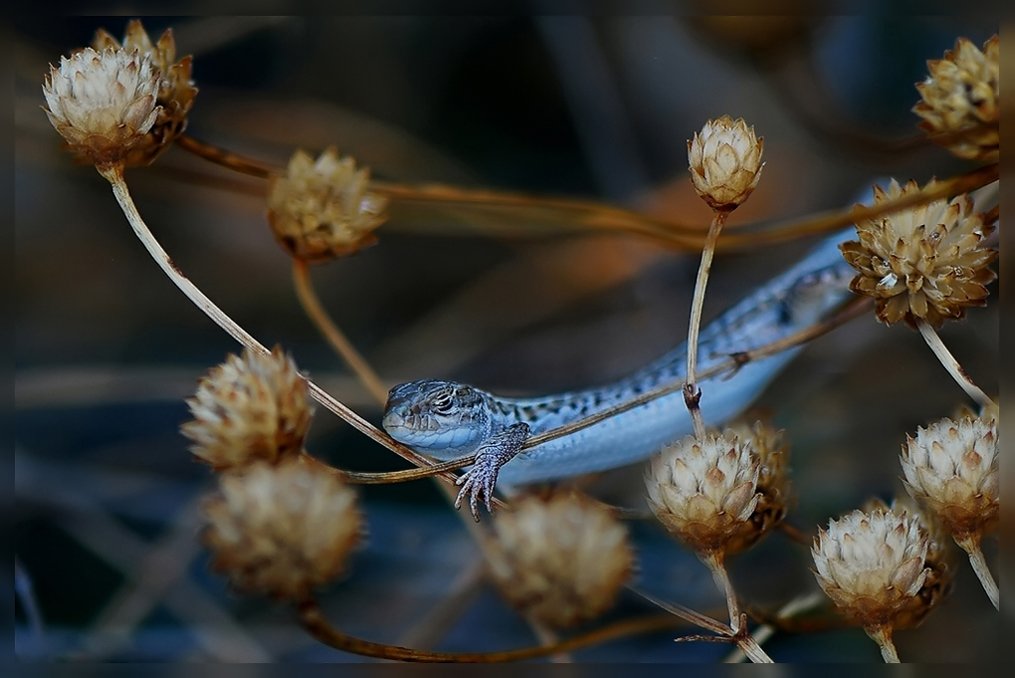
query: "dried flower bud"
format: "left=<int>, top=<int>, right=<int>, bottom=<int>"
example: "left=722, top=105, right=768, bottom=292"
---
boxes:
left=722, top=419, right=791, bottom=555
left=645, top=431, right=760, bottom=555
left=92, top=19, right=198, bottom=166
left=812, top=507, right=931, bottom=629
left=42, top=47, right=160, bottom=168
left=267, top=148, right=388, bottom=262
left=914, top=35, right=999, bottom=162
left=687, top=115, right=764, bottom=211
left=839, top=179, right=996, bottom=328
left=202, top=459, right=363, bottom=600
left=486, top=491, right=634, bottom=628
left=861, top=497, right=952, bottom=630
left=182, top=346, right=313, bottom=471
left=900, top=415, right=998, bottom=540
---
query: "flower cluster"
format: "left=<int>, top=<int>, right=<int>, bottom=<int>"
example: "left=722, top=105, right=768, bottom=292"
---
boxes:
left=267, top=148, right=388, bottom=262
left=839, top=179, right=996, bottom=327
left=914, top=35, right=999, bottom=161
left=486, top=491, right=634, bottom=628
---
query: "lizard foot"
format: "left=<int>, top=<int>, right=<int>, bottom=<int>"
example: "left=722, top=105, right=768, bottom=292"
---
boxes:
left=454, top=422, right=530, bottom=520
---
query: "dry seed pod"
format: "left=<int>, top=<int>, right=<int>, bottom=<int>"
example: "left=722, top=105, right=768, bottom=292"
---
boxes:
left=182, top=346, right=313, bottom=471
left=92, top=19, right=198, bottom=166
left=812, top=507, right=931, bottom=629
left=486, top=490, right=634, bottom=628
left=914, top=35, right=999, bottom=162
left=839, top=179, right=996, bottom=328
left=645, top=430, right=760, bottom=556
left=723, top=419, right=791, bottom=555
left=42, top=47, right=160, bottom=168
left=202, top=458, right=363, bottom=600
left=900, top=415, right=998, bottom=540
left=687, top=115, right=764, bottom=211
left=267, top=147, right=388, bottom=263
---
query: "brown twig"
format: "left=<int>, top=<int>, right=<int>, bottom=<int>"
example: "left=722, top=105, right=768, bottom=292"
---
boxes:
left=174, top=135, right=997, bottom=254
left=292, top=258, right=389, bottom=405
left=297, top=598, right=683, bottom=662
left=684, top=210, right=729, bottom=437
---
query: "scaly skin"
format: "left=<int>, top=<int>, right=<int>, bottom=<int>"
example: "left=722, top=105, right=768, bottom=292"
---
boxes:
left=383, top=228, right=857, bottom=518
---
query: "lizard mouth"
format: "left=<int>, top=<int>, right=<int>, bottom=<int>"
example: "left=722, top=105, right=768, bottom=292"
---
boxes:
left=381, top=410, right=407, bottom=433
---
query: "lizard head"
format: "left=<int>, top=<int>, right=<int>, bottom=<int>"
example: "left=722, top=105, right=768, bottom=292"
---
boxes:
left=382, top=379, right=494, bottom=455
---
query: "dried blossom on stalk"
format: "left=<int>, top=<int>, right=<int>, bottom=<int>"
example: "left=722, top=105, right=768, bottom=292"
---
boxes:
left=914, top=35, right=999, bottom=162
left=42, top=47, right=160, bottom=167
left=839, top=179, right=996, bottom=328
left=203, top=458, right=364, bottom=600
left=92, top=19, right=198, bottom=166
left=486, top=490, right=634, bottom=628
left=267, top=148, right=388, bottom=263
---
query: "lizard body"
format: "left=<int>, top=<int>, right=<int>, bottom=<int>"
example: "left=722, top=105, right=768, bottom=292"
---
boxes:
left=383, top=228, right=857, bottom=516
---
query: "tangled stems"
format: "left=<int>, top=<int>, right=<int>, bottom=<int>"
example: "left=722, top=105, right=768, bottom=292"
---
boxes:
left=291, top=258, right=389, bottom=405
left=96, top=164, right=490, bottom=502
left=297, top=599, right=683, bottom=662
left=174, top=135, right=997, bottom=254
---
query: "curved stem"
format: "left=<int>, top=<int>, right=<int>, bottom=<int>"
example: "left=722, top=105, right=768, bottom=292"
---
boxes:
left=703, top=552, right=742, bottom=634
left=174, top=136, right=997, bottom=254
left=955, top=533, right=999, bottom=610
left=684, top=210, right=728, bottom=437
left=297, top=599, right=682, bottom=662
left=174, top=134, right=274, bottom=179
left=864, top=624, right=900, bottom=663
left=292, top=258, right=389, bottom=405
left=916, top=319, right=995, bottom=410
left=97, top=165, right=482, bottom=501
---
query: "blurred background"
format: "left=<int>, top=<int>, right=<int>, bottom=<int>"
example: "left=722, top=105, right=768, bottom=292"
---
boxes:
left=15, top=13, right=998, bottom=663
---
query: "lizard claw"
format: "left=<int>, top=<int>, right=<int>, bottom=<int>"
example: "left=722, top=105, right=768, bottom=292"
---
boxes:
left=452, top=422, right=530, bottom=521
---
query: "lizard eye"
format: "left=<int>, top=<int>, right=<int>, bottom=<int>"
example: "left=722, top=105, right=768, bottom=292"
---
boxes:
left=431, top=393, right=454, bottom=414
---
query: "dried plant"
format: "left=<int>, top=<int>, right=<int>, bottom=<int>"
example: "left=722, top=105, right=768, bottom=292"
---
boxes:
left=22, top=17, right=999, bottom=665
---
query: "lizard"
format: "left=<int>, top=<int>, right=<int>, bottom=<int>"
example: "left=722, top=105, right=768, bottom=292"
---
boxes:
left=382, top=226, right=858, bottom=519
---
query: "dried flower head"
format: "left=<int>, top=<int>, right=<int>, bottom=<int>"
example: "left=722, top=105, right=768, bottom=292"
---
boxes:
left=645, top=431, right=760, bottom=555
left=486, top=491, right=634, bottom=628
left=861, top=497, right=952, bottom=630
left=182, top=346, right=313, bottom=471
left=687, top=115, right=764, bottom=211
left=900, top=415, right=998, bottom=540
left=914, top=35, right=999, bottom=162
left=723, top=419, right=791, bottom=555
left=812, top=507, right=931, bottom=629
left=267, top=148, right=388, bottom=262
left=93, top=19, right=198, bottom=166
left=203, top=459, right=363, bottom=600
left=42, top=47, right=160, bottom=167
left=839, top=179, right=996, bottom=328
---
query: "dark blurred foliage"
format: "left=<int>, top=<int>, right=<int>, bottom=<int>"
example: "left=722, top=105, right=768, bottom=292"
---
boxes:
left=15, top=14, right=998, bottom=662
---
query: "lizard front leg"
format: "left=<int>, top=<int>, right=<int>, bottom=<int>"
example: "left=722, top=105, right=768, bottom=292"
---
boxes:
left=455, top=422, right=530, bottom=520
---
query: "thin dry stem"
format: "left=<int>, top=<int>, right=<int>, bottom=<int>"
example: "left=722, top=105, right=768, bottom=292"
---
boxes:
left=723, top=592, right=825, bottom=663
left=98, top=165, right=486, bottom=503
left=297, top=598, right=682, bottom=662
left=292, top=258, right=389, bottom=405
left=703, top=551, right=742, bottom=634
left=174, top=135, right=997, bottom=254
left=630, top=587, right=772, bottom=663
left=684, top=210, right=728, bottom=437
left=955, top=533, right=999, bottom=610
left=864, top=624, right=900, bottom=663
left=917, top=319, right=995, bottom=410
